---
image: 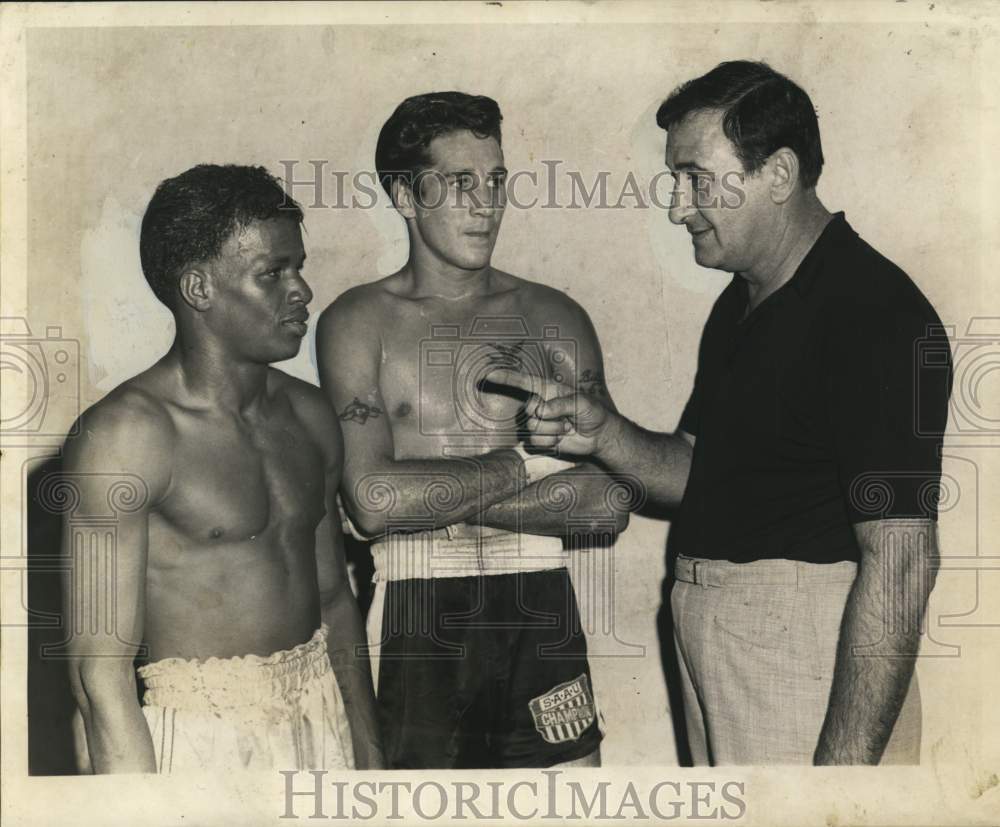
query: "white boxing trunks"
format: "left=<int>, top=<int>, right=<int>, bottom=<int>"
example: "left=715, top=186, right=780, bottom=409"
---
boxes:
left=137, top=625, right=354, bottom=773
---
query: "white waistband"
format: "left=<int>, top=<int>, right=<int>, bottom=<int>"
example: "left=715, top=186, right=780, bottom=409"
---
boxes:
left=370, top=529, right=567, bottom=581
left=137, top=626, right=330, bottom=711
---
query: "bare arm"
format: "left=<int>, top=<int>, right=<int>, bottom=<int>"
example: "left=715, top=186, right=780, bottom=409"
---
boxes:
left=814, top=308, right=949, bottom=763
left=465, top=463, right=628, bottom=537
left=316, top=292, right=529, bottom=537
left=592, top=414, right=694, bottom=509
left=286, top=378, right=384, bottom=768
left=62, top=396, right=172, bottom=773
left=487, top=369, right=695, bottom=510
left=315, top=499, right=384, bottom=768
left=814, top=518, right=938, bottom=764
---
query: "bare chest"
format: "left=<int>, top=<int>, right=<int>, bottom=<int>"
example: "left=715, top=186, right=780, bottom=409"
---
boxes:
left=157, top=410, right=326, bottom=543
left=378, top=309, right=563, bottom=454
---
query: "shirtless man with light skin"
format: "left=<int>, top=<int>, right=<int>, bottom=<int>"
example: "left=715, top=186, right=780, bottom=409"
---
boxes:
left=317, top=92, right=628, bottom=769
left=64, top=164, right=382, bottom=773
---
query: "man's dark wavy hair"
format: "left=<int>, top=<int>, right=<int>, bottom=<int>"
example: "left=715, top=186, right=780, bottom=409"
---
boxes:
left=656, top=61, right=824, bottom=188
left=375, top=91, right=503, bottom=200
left=139, top=164, right=303, bottom=308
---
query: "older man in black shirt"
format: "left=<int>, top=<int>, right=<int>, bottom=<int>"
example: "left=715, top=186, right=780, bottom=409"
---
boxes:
left=490, top=61, right=952, bottom=765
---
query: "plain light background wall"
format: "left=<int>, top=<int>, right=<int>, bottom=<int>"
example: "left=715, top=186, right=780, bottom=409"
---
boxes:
left=23, top=17, right=994, bottom=768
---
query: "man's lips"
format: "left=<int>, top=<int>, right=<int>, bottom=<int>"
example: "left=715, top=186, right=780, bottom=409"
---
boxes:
left=688, top=226, right=712, bottom=238
left=281, top=309, right=309, bottom=334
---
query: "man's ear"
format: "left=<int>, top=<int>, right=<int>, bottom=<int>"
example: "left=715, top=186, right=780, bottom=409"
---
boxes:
left=392, top=177, right=418, bottom=220
left=769, top=147, right=800, bottom=204
left=178, top=267, right=212, bottom=312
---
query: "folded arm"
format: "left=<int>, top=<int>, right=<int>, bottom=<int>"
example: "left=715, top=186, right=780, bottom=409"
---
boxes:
left=467, top=462, right=629, bottom=537
left=317, top=295, right=530, bottom=537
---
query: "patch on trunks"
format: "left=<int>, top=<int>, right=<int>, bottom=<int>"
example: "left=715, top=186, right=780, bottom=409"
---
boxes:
left=529, top=673, right=596, bottom=744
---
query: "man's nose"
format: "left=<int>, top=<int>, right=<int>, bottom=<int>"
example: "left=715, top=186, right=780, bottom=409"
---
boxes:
left=288, top=272, right=313, bottom=306
left=668, top=180, right=696, bottom=226
left=469, top=176, right=501, bottom=216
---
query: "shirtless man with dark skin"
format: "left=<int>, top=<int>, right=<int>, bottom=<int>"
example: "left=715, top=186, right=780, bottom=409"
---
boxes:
left=64, top=165, right=382, bottom=773
left=317, top=93, right=629, bottom=769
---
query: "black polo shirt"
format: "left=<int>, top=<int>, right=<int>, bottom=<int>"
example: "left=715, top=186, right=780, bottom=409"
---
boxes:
left=673, top=213, right=952, bottom=564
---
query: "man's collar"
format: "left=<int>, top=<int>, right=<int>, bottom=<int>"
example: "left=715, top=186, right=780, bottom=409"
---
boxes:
left=727, top=212, right=852, bottom=312
left=788, top=211, right=852, bottom=297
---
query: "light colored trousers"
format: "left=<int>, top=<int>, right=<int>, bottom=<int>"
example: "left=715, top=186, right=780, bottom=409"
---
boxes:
left=672, top=555, right=921, bottom=765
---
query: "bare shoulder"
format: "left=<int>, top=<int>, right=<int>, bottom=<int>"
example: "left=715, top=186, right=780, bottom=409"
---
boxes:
left=505, top=273, right=599, bottom=338
left=269, top=369, right=341, bottom=462
left=64, top=378, right=176, bottom=500
left=70, top=380, right=175, bottom=455
left=315, top=280, right=397, bottom=383
left=500, top=272, right=610, bottom=398
left=270, top=369, right=333, bottom=422
left=317, top=278, right=396, bottom=335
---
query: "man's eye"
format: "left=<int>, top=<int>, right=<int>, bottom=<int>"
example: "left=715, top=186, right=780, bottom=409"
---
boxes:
left=453, top=174, right=476, bottom=191
left=261, top=269, right=281, bottom=279
left=487, top=175, right=506, bottom=189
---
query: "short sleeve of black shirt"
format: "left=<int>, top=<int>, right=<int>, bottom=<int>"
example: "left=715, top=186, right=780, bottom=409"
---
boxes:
left=678, top=378, right=700, bottom=438
left=679, top=346, right=703, bottom=438
left=826, top=301, right=952, bottom=523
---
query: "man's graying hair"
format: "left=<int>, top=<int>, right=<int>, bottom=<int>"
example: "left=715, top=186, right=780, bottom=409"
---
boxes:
left=656, top=61, right=825, bottom=188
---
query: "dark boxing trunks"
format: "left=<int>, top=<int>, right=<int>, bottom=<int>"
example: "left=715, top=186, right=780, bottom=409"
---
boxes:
left=368, top=552, right=603, bottom=769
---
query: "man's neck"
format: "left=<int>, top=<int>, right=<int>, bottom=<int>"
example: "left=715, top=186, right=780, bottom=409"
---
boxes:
left=167, top=335, right=270, bottom=416
left=742, top=196, right=833, bottom=311
left=405, top=251, right=496, bottom=301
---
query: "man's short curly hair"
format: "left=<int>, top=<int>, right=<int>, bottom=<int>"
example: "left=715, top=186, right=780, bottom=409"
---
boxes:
left=139, top=164, right=303, bottom=308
